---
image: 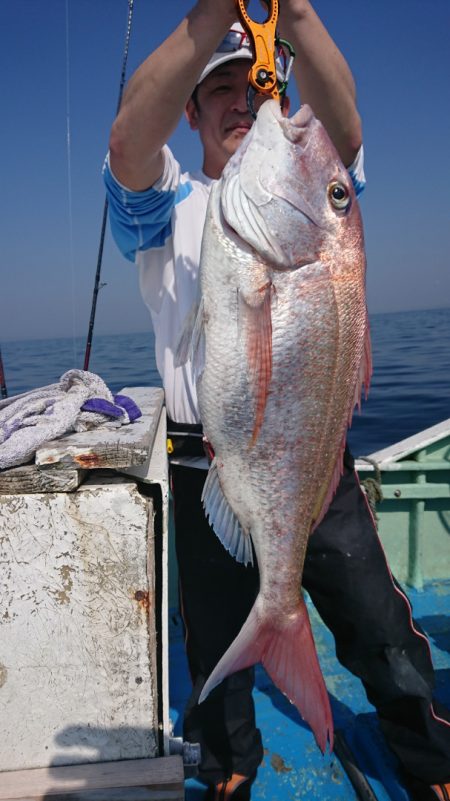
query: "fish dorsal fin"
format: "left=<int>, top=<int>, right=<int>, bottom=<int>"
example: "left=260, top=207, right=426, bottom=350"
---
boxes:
left=312, top=314, right=372, bottom=531
left=311, top=432, right=346, bottom=531
left=174, top=297, right=205, bottom=377
left=202, top=458, right=253, bottom=566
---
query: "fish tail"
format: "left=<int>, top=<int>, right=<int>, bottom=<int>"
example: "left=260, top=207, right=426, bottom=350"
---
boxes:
left=262, top=596, right=334, bottom=753
left=198, top=596, right=333, bottom=753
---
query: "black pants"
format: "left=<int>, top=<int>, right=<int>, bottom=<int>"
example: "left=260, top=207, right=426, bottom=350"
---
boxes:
left=171, top=457, right=450, bottom=786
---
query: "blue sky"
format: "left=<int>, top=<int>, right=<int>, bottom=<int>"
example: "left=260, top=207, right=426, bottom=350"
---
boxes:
left=1, top=0, right=449, bottom=342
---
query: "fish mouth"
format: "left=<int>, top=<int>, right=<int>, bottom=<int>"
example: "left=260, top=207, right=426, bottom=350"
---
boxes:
left=258, top=100, right=314, bottom=146
left=289, top=104, right=314, bottom=127
left=281, top=104, right=315, bottom=145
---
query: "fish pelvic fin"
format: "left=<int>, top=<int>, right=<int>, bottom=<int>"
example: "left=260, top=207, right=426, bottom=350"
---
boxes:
left=202, top=457, right=254, bottom=566
left=240, top=282, right=273, bottom=446
left=198, top=595, right=334, bottom=754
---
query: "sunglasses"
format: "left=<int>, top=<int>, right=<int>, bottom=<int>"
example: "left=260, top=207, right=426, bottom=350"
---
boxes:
left=216, top=29, right=252, bottom=53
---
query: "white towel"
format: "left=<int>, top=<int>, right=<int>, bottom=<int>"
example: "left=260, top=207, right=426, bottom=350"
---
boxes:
left=0, top=370, right=122, bottom=470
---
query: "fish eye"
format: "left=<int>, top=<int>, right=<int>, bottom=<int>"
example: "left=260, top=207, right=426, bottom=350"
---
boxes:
left=328, top=181, right=351, bottom=211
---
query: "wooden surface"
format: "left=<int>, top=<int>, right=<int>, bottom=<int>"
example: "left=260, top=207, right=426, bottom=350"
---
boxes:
left=36, top=388, right=164, bottom=470
left=0, top=387, right=164, bottom=492
left=0, top=756, right=185, bottom=800
left=0, top=464, right=85, bottom=494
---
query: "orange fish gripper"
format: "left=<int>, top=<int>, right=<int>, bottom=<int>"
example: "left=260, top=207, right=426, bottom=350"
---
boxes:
left=235, top=0, right=295, bottom=118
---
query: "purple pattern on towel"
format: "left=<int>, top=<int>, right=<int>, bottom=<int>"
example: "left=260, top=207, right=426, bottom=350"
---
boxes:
left=81, top=395, right=142, bottom=421
left=81, top=398, right=125, bottom=418
left=113, top=394, right=142, bottom=422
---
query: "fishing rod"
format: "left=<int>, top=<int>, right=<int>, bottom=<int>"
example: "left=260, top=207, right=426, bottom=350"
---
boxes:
left=0, top=347, right=8, bottom=399
left=83, top=0, right=135, bottom=372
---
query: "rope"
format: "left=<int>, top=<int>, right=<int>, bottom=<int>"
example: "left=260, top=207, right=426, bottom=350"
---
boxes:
left=359, top=456, right=383, bottom=521
left=83, top=0, right=135, bottom=371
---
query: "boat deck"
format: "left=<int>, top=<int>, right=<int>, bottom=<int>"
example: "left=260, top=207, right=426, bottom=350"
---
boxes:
left=169, top=579, right=450, bottom=800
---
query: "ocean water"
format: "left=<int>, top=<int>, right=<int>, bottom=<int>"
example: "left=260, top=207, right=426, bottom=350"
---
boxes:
left=2, top=307, right=449, bottom=457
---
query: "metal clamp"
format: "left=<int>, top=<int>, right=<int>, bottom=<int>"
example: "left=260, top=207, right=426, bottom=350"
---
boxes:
left=235, top=0, right=280, bottom=104
left=235, top=0, right=295, bottom=118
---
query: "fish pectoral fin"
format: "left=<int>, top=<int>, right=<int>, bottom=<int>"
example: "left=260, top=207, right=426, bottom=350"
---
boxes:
left=240, top=282, right=273, bottom=445
left=202, top=457, right=253, bottom=566
left=199, top=596, right=333, bottom=754
left=174, top=297, right=205, bottom=374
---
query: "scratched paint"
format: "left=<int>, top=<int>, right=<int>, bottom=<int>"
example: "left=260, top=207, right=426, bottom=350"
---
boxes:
left=0, top=475, right=159, bottom=771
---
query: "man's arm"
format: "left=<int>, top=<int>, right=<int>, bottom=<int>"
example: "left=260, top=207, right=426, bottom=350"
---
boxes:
left=279, top=0, right=362, bottom=167
left=109, top=1, right=236, bottom=191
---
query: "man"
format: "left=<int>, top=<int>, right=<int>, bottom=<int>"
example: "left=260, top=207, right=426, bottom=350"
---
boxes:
left=104, top=2, right=450, bottom=799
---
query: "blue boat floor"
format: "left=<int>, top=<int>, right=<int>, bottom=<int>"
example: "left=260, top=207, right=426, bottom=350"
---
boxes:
left=169, top=579, right=450, bottom=800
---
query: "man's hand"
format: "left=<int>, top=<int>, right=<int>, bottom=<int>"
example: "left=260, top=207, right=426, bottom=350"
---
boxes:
left=278, top=0, right=362, bottom=166
left=109, top=0, right=237, bottom=190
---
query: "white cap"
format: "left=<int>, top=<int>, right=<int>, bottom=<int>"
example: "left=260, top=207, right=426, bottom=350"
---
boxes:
left=197, top=22, right=286, bottom=86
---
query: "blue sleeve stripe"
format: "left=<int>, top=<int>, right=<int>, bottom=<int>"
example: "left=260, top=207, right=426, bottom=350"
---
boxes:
left=175, top=180, right=193, bottom=205
left=347, top=146, right=366, bottom=198
left=350, top=173, right=366, bottom=198
left=103, top=158, right=193, bottom=261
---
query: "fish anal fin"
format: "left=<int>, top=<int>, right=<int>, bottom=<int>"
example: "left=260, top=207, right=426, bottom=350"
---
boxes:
left=202, top=458, right=253, bottom=566
left=199, top=596, right=333, bottom=754
left=240, top=282, right=273, bottom=445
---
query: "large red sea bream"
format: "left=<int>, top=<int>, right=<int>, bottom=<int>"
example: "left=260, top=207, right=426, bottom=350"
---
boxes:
left=180, top=99, right=371, bottom=752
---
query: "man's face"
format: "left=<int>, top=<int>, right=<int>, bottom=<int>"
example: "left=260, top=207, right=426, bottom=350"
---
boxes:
left=185, top=60, right=266, bottom=179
